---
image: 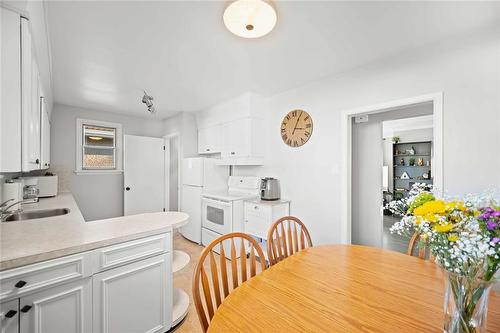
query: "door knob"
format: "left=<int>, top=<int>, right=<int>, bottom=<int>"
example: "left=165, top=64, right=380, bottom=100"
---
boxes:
left=20, top=305, right=32, bottom=313
left=125, top=187, right=131, bottom=191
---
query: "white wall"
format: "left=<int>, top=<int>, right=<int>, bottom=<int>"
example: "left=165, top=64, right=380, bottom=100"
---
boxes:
left=163, top=112, right=198, bottom=158
left=233, top=25, right=500, bottom=245
left=50, top=104, right=164, bottom=221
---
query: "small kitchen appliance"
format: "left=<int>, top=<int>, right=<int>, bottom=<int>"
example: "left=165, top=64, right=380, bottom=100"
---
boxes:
left=260, top=177, right=280, bottom=201
left=20, top=175, right=58, bottom=198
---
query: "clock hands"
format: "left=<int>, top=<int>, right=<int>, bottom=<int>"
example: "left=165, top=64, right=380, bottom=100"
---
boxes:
left=292, top=111, right=303, bottom=135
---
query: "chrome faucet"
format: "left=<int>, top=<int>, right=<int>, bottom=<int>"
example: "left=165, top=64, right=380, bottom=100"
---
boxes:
left=0, top=199, right=28, bottom=222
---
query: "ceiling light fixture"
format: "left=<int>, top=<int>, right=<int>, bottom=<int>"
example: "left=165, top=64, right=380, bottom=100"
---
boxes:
left=142, top=91, right=156, bottom=114
left=223, top=0, right=277, bottom=39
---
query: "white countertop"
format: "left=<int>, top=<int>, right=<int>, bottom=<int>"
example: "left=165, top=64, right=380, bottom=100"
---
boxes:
left=0, top=193, right=189, bottom=271
left=244, top=198, right=291, bottom=205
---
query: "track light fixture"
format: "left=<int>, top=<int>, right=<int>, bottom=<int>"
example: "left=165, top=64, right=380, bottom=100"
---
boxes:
left=142, top=91, right=155, bottom=114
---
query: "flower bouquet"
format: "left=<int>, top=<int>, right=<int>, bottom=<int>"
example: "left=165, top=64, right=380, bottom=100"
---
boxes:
left=387, top=184, right=499, bottom=333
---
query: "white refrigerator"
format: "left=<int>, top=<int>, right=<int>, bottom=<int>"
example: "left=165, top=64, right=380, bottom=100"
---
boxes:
left=180, top=157, right=228, bottom=243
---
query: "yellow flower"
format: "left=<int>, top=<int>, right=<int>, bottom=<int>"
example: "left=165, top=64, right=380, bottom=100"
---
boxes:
left=445, top=200, right=465, bottom=212
left=448, top=234, right=459, bottom=242
left=415, top=216, right=423, bottom=225
left=413, top=200, right=446, bottom=217
left=433, top=223, right=454, bottom=233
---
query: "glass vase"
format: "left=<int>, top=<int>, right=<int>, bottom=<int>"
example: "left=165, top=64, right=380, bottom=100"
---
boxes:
left=443, top=271, right=494, bottom=333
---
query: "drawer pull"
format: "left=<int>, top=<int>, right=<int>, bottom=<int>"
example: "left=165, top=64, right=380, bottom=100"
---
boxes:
left=5, top=310, right=17, bottom=318
left=20, top=305, right=32, bottom=313
left=15, top=280, right=27, bottom=288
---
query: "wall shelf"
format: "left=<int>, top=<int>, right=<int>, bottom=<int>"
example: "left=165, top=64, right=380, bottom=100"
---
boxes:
left=392, top=140, right=433, bottom=197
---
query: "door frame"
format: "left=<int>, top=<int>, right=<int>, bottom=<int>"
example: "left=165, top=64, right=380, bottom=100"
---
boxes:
left=164, top=133, right=181, bottom=211
left=340, top=92, right=443, bottom=244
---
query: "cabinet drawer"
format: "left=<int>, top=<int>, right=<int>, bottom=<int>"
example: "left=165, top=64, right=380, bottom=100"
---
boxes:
left=0, top=252, right=92, bottom=302
left=94, top=234, right=171, bottom=273
left=244, top=202, right=271, bottom=220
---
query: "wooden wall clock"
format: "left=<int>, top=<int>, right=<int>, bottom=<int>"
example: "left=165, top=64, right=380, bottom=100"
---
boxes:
left=280, top=109, right=313, bottom=147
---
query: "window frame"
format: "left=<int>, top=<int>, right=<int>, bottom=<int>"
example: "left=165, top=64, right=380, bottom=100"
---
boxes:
left=75, top=118, right=123, bottom=175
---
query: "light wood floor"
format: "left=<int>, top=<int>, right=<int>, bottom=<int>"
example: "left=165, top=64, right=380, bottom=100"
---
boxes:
left=172, top=232, right=204, bottom=333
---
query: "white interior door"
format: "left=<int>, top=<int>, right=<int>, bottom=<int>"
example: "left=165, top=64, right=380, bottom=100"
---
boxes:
left=351, top=118, right=383, bottom=247
left=124, top=135, right=164, bottom=215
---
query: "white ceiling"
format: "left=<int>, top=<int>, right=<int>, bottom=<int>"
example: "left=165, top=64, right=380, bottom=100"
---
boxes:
left=47, top=1, right=500, bottom=118
left=383, top=115, right=433, bottom=138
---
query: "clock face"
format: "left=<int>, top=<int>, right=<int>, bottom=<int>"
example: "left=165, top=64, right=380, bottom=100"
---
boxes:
left=280, top=110, right=313, bottom=147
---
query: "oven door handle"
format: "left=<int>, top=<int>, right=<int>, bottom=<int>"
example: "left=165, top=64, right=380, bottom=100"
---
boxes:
left=203, top=198, right=232, bottom=207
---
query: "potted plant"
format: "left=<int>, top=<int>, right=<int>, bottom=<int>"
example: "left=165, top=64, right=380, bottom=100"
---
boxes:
left=392, top=136, right=400, bottom=144
left=387, top=184, right=499, bottom=333
left=409, top=158, right=416, bottom=166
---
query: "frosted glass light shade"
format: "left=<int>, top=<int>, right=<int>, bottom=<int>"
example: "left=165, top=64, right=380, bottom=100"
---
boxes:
left=223, top=0, right=277, bottom=38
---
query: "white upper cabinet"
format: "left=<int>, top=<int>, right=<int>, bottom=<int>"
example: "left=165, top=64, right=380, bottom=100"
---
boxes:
left=196, top=92, right=267, bottom=165
left=22, top=56, right=42, bottom=171
left=1, top=13, right=48, bottom=173
left=222, top=118, right=251, bottom=158
left=220, top=117, right=264, bottom=163
left=198, top=125, right=221, bottom=154
left=0, top=8, right=22, bottom=173
left=40, top=97, right=50, bottom=169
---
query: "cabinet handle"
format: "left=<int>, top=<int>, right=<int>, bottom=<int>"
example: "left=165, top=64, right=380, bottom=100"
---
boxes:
left=231, top=152, right=235, bottom=155
left=254, top=206, right=258, bottom=209
left=20, top=305, right=32, bottom=313
left=5, top=310, right=17, bottom=318
left=206, top=148, right=210, bottom=151
left=125, top=187, right=131, bottom=191
left=15, top=280, right=27, bottom=288
left=35, top=159, right=39, bottom=165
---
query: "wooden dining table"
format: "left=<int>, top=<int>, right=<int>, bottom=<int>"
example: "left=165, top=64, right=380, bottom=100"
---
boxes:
left=207, top=245, right=500, bottom=332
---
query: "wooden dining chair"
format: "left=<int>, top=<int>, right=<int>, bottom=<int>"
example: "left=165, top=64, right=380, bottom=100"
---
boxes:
left=407, top=232, right=434, bottom=261
left=192, top=232, right=267, bottom=332
left=266, top=216, right=313, bottom=266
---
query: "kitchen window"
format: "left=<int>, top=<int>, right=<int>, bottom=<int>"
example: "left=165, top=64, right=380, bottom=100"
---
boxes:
left=75, top=119, right=123, bottom=174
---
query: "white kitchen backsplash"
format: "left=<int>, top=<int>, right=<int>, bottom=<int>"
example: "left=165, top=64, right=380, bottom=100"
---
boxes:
left=48, top=165, right=71, bottom=192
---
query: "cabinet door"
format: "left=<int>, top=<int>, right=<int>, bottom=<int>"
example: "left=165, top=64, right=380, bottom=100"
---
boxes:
left=40, top=98, right=50, bottom=169
left=1, top=299, right=19, bottom=333
left=198, top=125, right=220, bottom=154
left=93, top=253, right=172, bottom=333
left=222, top=118, right=251, bottom=157
left=19, top=278, right=92, bottom=333
left=0, top=8, right=22, bottom=172
left=21, top=18, right=41, bottom=172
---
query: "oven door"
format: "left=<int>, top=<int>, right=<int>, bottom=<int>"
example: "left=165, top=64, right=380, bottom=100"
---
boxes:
left=202, top=198, right=233, bottom=235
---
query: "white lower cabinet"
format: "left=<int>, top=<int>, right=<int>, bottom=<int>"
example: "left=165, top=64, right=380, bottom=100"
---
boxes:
left=19, top=278, right=92, bottom=333
left=92, top=253, right=172, bottom=333
left=0, top=233, right=173, bottom=333
left=1, top=299, right=19, bottom=333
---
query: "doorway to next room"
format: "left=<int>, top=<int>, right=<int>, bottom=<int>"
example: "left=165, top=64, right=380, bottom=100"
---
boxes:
left=350, top=101, right=436, bottom=254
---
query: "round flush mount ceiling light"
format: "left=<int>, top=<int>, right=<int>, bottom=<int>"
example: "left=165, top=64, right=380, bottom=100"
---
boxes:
left=223, top=0, right=277, bottom=38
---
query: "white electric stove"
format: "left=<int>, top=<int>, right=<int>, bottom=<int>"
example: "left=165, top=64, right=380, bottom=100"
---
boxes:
left=201, top=176, right=260, bottom=253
